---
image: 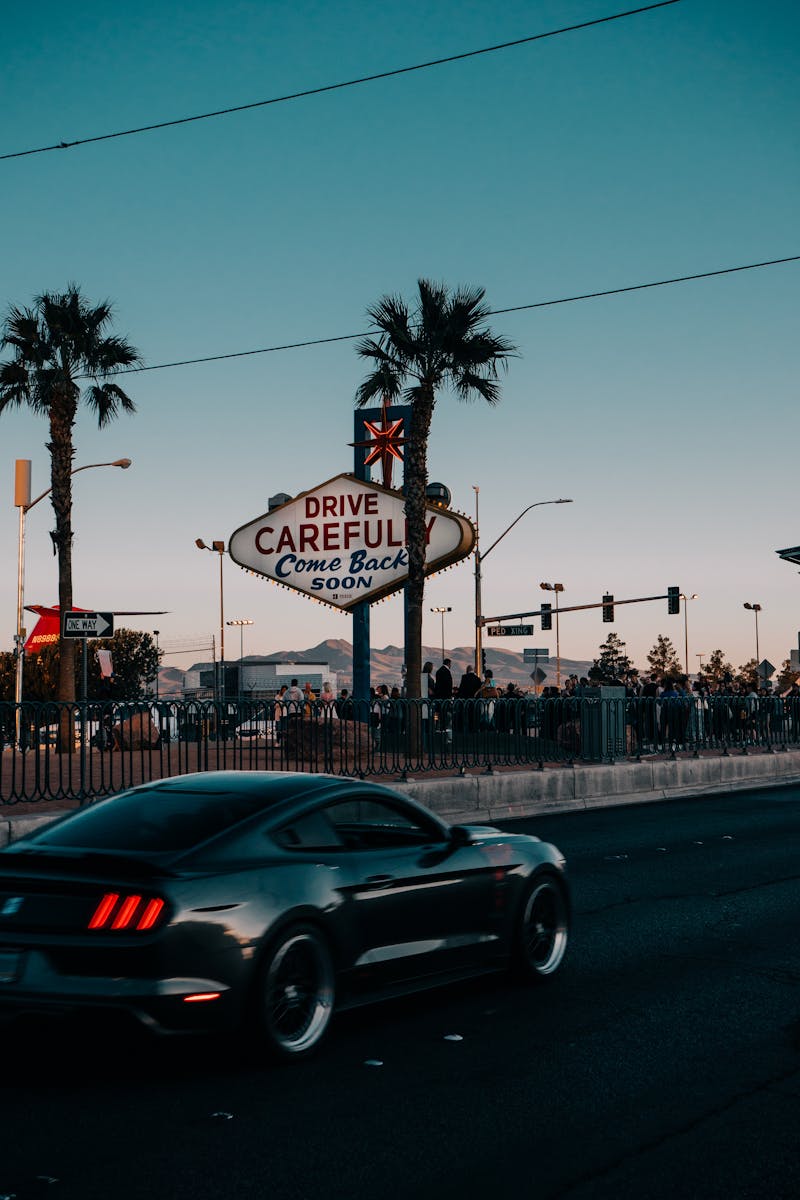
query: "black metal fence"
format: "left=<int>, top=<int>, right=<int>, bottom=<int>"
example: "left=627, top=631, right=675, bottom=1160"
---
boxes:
left=1, top=693, right=798, bottom=806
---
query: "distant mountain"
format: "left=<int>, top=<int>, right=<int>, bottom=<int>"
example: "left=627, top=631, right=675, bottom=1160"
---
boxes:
left=177, top=637, right=591, bottom=692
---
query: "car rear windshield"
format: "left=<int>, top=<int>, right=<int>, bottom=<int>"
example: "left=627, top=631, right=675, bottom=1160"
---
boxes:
left=28, top=784, right=276, bottom=853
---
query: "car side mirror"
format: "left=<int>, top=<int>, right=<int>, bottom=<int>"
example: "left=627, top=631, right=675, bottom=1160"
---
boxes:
left=449, top=824, right=474, bottom=847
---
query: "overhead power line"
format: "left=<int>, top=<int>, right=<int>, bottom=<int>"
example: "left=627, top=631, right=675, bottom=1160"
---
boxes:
left=1, top=2, right=681, bottom=161
left=115, top=255, right=799, bottom=377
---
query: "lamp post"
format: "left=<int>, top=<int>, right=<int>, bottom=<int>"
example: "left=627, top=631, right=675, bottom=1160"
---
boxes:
left=227, top=618, right=253, bottom=703
left=539, top=582, right=565, bottom=688
left=13, top=458, right=131, bottom=730
left=196, top=538, right=226, bottom=702
left=743, top=602, right=762, bottom=681
left=473, top=490, right=572, bottom=675
left=680, top=593, right=699, bottom=676
left=430, top=607, right=452, bottom=662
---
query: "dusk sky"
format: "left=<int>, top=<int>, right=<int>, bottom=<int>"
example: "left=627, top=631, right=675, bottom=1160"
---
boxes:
left=1, top=0, right=798, bottom=680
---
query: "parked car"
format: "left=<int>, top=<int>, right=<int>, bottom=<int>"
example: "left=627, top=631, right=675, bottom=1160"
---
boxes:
left=0, top=772, right=569, bottom=1059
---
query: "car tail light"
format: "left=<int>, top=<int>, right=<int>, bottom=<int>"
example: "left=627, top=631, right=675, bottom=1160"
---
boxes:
left=88, top=892, right=166, bottom=932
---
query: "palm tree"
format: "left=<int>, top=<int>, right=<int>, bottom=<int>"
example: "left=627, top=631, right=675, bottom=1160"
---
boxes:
left=355, top=279, right=516, bottom=698
left=0, top=285, right=140, bottom=712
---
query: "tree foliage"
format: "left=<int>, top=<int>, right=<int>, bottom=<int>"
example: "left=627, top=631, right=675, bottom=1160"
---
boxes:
left=775, top=658, right=799, bottom=692
left=90, top=629, right=160, bottom=701
left=735, top=659, right=759, bottom=689
left=0, top=630, right=159, bottom=703
left=0, top=647, right=61, bottom=702
left=589, top=632, right=634, bottom=683
left=646, top=634, right=682, bottom=680
left=701, top=649, right=735, bottom=687
left=355, top=279, right=515, bottom=698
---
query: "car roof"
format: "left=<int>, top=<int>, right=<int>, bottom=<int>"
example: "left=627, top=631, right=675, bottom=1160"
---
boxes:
left=136, top=772, right=449, bottom=837
left=134, top=771, right=339, bottom=801
left=5, top=773, right=449, bottom=865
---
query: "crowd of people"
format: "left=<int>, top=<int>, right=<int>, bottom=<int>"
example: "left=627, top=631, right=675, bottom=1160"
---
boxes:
left=266, top=665, right=800, bottom=755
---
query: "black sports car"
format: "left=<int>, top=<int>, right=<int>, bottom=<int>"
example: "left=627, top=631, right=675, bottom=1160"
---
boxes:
left=0, top=772, right=569, bottom=1058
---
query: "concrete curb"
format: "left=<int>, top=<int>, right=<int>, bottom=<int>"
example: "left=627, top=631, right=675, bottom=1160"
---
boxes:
left=394, top=750, right=800, bottom=823
left=3, top=750, right=800, bottom=846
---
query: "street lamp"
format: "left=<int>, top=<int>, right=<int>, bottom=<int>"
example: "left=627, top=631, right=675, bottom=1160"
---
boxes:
left=196, top=538, right=226, bottom=702
left=680, top=593, right=699, bottom=676
left=540, top=582, right=565, bottom=688
left=430, top=606, right=452, bottom=662
left=227, top=618, right=253, bottom=703
left=743, top=602, right=762, bottom=681
left=13, top=457, right=132, bottom=719
left=473, top=490, right=572, bottom=674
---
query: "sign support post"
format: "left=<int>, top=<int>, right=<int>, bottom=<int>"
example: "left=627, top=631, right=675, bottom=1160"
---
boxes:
left=352, top=411, right=372, bottom=706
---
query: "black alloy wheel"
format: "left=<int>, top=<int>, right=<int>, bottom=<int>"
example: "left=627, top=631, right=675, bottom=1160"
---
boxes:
left=255, top=924, right=335, bottom=1059
left=514, top=874, right=569, bottom=979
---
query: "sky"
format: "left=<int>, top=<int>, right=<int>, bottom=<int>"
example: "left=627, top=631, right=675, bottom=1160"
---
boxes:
left=1, top=0, right=798, bottom=681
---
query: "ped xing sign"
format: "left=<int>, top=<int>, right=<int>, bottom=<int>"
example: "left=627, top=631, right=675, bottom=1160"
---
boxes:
left=61, top=611, right=114, bottom=638
left=229, top=474, right=475, bottom=612
left=487, top=624, right=534, bottom=637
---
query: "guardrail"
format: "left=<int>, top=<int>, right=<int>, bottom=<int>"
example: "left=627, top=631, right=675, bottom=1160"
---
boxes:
left=1, top=694, right=798, bottom=806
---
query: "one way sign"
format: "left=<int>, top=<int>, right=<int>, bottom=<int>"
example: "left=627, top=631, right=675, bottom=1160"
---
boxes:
left=61, top=611, right=114, bottom=638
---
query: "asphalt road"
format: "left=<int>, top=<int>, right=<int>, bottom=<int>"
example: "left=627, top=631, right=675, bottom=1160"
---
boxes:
left=2, top=786, right=799, bottom=1200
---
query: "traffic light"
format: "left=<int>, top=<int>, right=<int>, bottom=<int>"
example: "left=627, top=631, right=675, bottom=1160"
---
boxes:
left=602, top=594, right=614, bottom=622
left=667, top=586, right=680, bottom=615
left=540, top=603, right=552, bottom=631
left=481, top=648, right=487, bottom=675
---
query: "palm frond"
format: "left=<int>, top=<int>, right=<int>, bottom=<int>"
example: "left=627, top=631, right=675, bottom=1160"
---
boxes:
left=355, top=363, right=404, bottom=409
left=451, top=371, right=503, bottom=406
left=86, top=382, right=137, bottom=427
left=2, top=304, right=42, bottom=352
left=0, top=359, right=30, bottom=412
left=355, top=337, right=396, bottom=365
left=88, top=334, right=142, bottom=374
left=365, top=294, right=418, bottom=364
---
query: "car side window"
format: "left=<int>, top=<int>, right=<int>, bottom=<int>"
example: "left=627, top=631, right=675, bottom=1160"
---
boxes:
left=324, top=797, right=442, bottom=850
left=273, top=809, right=343, bottom=851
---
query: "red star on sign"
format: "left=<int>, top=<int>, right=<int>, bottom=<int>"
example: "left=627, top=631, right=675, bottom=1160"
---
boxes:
left=354, top=397, right=406, bottom=489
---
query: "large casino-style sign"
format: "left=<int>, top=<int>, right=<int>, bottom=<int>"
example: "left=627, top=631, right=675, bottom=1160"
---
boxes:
left=229, top=473, right=475, bottom=611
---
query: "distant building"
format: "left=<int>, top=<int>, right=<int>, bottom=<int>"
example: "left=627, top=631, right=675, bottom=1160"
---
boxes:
left=184, top=659, right=336, bottom=699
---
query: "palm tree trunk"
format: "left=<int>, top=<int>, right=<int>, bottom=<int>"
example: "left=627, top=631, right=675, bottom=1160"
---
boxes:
left=49, top=393, right=77, bottom=736
left=404, top=388, right=435, bottom=701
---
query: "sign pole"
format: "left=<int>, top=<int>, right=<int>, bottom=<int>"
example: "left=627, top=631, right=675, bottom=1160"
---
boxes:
left=474, top=486, right=482, bottom=676
left=352, top=411, right=371, bottom=705
left=351, top=405, right=413, bottom=704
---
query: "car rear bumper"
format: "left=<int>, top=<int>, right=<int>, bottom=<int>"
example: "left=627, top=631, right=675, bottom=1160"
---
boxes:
left=0, top=948, right=237, bottom=1034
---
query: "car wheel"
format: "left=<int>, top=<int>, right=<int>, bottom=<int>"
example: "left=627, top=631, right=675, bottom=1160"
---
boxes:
left=513, top=874, right=569, bottom=980
left=254, top=924, right=335, bottom=1059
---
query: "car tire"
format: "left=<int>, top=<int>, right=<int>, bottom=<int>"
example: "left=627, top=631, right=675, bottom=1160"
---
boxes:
left=512, top=873, right=569, bottom=980
left=252, top=923, right=335, bottom=1060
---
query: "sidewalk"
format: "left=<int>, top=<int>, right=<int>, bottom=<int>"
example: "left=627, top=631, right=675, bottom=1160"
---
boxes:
left=3, top=747, right=800, bottom=846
